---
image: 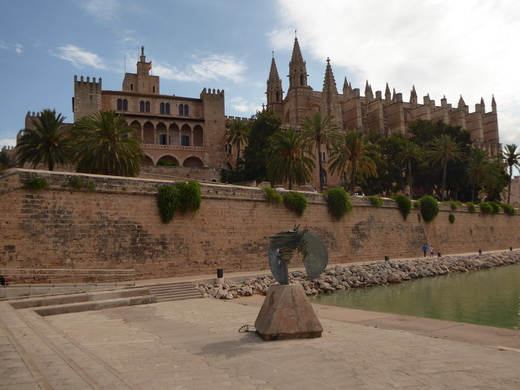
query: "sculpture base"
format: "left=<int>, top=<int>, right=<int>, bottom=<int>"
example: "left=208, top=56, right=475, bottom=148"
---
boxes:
left=254, top=284, right=323, bottom=341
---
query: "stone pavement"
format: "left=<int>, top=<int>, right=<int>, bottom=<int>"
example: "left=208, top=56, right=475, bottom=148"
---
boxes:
left=1, top=291, right=519, bottom=389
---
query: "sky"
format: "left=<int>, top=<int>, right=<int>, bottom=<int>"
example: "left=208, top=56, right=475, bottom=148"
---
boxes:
left=1, top=0, right=520, bottom=153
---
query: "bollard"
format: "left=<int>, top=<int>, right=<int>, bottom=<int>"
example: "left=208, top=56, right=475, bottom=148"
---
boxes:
left=510, top=247, right=513, bottom=251
left=437, top=252, right=441, bottom=257
left=216, top=268, right=224, bottom=285
left=478, top=249, right=482, bottom=255
left=384, top=256, right=389, bottom=261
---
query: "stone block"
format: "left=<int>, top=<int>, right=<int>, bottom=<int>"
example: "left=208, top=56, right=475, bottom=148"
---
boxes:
left=255, top=284, right=323, bottom=341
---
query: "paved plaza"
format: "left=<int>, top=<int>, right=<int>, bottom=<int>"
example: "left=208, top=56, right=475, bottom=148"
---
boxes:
left=1, top=287, right=519, bottom=390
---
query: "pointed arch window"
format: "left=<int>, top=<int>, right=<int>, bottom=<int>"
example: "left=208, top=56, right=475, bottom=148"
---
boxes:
left=122, top=99, right=128, bottom=111
left=140, top=101, right=145, bottom=112
left=160, top=103, right=165, bottom=114
left=117, top=99, right=123, bottom=111
left=179, top=104, right=184, bottom=116
left=165, top=103, right=170, bottom=114
left=145, top=101, right=150, bottom=113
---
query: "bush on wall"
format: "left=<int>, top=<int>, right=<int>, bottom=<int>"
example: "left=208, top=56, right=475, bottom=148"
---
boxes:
left=479, top=202, right=494, bottom=214
left=448, top=213, right=455, bottom=224
left=23, top=177, right=49, bottom=190
left=176, top=180, right=201, bottom=214
left=282, top=191, right=308, bottom=217
left=326, top=187, right=353, bottom=220
left=489, top=201, right=501, bottom=214
left=263, top=187, right=283, bottom=205
left=157, top=180, right=201, bottom=223
left=419, top=195, right=439, bottom=223
left=501, top=203, right=516, bottom=216
left=157, top=185, right=180, bottom=223
left=466, top=202, right=477, bottom=213
left=392, top=194, right=412, bottom=220
left=367, top=195, right=383, bottom=207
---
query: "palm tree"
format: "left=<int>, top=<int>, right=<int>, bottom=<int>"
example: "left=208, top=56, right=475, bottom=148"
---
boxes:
left=502, top=144, right=520, bottom=204
left=398, top=139, right=422, bottom=199
left=466, top=147, right=497, bottom=203
left=73, top=110, right=144, bottom=177
left=300, top=112, right=340, bottom=192
left=429, top=134, right=464, bottom=201
left=16, top=109, right=72, bottom=171
left=267, top=128, right=315, bottom=190
left=224, top=118, right=250, bottom=169
left=329, top=130, right=378, bottom=195
left=0, top=149, right=16, bottom=171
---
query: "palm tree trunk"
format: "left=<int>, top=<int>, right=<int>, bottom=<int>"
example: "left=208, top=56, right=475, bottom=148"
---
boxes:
left=508, top=165, right=512, bottom=204
left=408, top=160, right=413, bottom=199
left=349, top=168, right=356, bottom=195
left=441, top=161, right=447, bottom=201
left=317, top=143, right=323, bottom=192
left=236, top=139, right=241, bottom=169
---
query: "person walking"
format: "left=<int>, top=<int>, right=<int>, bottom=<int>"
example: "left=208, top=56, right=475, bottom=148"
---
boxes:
left=422, top=243, right=428, bottom=257
left=429, top=245, right=434, bottom=258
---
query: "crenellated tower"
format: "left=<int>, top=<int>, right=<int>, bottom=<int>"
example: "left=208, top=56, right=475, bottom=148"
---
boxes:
left=73, top=75, right=102, bottom=121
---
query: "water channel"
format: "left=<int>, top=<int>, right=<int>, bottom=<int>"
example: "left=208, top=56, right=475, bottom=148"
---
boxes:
left=310, top=263, right=520, bottom=330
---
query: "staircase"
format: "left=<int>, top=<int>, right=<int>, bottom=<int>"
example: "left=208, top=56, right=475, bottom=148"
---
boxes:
left=147, top=281, right=203, bottom=302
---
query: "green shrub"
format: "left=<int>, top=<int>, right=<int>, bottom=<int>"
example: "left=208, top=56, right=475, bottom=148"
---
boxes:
left=68, top=177, right=96, bottom=192
left=479, top=202, right=492, bottom=214
left=326, top=187, right=353, bottom=220
left=419, top=195, right=439, bottom=222
left=23, top=177, right=49, bottom=190
left=263, top=187, right=283, bottom=205
left=501, top=203, right=516, bottom=216
left=69, top=177, right=83, bottom=189
left=392, top=194, right=412, bottom=220
left=448, top=213, right=455, bottom=224
left=157, top=160, right=179, bottom=167
left=283, top=191, right=308, bottom=217
left=444, top=201, right=462, bottom=210
left=176, top=180, right=201, bottom=214
left=157, top=185, right=180, bottom=223
left=367, top=195, right=383, bottom=207
left=466, top=202, right=476, bottom=213
left=489, top=201, right=500, bottom=214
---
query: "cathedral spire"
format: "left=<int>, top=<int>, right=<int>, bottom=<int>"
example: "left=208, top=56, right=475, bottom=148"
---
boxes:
left=385, top=83, right=391, bottom=102
left=322, top=57, right=340, bottom=118
left=266, top=55, right=283, bottom=105
left=410, top=85, right=417, bottom=106
left=288, top=36, right=308, bottom=89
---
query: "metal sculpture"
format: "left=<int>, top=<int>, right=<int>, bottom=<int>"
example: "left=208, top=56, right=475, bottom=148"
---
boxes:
left=268, top=225, right=328, bottom=285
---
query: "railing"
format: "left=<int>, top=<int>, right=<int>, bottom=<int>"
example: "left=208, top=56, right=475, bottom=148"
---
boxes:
left=0, top=268, right=136, bottom=287
left=142, top=144, right=204, bottom=151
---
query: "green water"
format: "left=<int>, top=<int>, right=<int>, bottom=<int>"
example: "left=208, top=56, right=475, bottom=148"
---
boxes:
left=310, top=263, right=520, bottom=330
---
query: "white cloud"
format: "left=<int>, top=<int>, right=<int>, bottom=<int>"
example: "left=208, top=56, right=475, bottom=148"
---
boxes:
left=80, top=0, right=120, bottom=22
left=0, top=40, right=24, bottom=54
left=229, top=97, right=262, bottom=114
left=153, top=54, right=247, bottom=83
left=0, top=138, right=17, bottom=148
left=272, top=0, right=520, bottom=146
left=54, top=45, right=107, bottom=70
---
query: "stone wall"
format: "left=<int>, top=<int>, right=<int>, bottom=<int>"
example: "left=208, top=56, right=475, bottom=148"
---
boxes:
left=1, top=169, right=519, bottom=280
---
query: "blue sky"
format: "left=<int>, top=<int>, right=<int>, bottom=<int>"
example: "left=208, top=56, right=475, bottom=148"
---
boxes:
left=2, top=0, right=520, bottom=153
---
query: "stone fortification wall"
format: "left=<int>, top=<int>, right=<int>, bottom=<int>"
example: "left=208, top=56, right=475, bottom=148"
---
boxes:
left=1, top=169, right=519, bottom=280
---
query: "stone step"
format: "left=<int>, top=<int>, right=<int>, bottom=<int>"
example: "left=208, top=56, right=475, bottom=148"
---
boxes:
left=33, top=295, right=156, bottom=316
left=147, top=282, right=203, bottom=302
left=9, top=287, right=152, bottom=309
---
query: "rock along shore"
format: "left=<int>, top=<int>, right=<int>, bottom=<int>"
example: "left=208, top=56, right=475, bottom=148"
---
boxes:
left=198, top=251, right=520, bottom=300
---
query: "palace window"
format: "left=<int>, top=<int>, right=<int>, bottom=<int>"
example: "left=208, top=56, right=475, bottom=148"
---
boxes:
left=226, top=144, right=232, bottom=154
left=159, top=134, right=168, bottom=145
left=181, top=135, right=190, bottom=146
left=179, top=104, right=189, bottom=116
left=140, top=101, right=145, bottom=112
left=117, top=99, right=123, bottom=111
left=145, top=101, right=150, bottom=112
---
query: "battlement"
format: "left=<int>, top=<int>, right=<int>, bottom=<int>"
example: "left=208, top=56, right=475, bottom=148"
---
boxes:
left=200, top=88, right=224, bottom=98
left=74, top=75, right=102, bottom=90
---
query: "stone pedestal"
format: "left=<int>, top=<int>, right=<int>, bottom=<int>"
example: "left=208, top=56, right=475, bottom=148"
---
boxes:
left=255, top=284, right=323, bottom=341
